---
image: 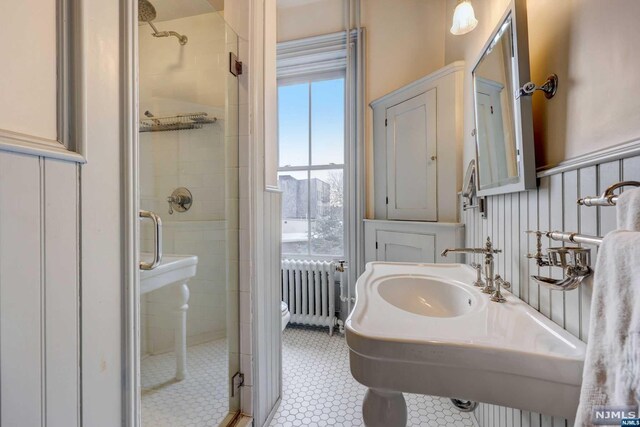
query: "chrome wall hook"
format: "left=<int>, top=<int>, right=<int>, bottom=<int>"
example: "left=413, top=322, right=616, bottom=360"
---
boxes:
left=517, top=74, right=558, bottom=99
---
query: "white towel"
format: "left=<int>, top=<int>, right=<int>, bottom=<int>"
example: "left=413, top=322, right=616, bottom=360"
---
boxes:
left=617, top=187, right=640, bottom=231
left=575, top=230, right=640, bottom=426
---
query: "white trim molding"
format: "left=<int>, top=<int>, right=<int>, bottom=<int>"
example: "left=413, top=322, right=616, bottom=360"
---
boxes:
left=0, top=0, right=87, bottom=163
left=277, top=31, right=359, bottom=80
left=121, top=0, right=140, bottom=425
left=537, top=137, right=640, bottom=178
left=370, top=61, right=465, bottom=108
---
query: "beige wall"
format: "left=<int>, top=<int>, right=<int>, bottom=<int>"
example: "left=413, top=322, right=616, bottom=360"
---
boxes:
left=446, top=0, right=640, bottom=168
left=277, top=0, right=446, bottom=217
left=277, top=0, right=640, bottom=217
left=277, top=0, right=346, bottom=41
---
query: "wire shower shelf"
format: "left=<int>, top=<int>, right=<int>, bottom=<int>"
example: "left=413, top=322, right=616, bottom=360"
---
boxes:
left=139, top=111, right=217, bottom=132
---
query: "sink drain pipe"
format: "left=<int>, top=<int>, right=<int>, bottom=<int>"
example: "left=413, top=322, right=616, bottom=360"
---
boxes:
left=450, top=399, right=478, bottom=412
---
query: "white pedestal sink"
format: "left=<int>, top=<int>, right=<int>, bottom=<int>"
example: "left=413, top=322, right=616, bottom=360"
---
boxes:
left=346, top=262, right=586, bottom=426
left=140, top=253, right=198, bottom=380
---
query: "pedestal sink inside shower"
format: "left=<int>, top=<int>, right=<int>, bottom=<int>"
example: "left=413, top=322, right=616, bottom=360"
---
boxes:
left=346, top=262, right=586, bottom=427
left=140, top=254, right=198, bottom=380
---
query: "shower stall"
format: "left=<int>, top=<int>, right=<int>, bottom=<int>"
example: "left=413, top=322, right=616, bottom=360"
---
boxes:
left=137, top=1, right=241, bottom=425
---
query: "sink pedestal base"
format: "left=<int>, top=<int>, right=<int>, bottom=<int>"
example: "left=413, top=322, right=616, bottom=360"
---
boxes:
left=363, top=388, right=407, bottom=427
left=173, top=283, right=190, bottom=380
left=140, top=254, right=197, bottom=382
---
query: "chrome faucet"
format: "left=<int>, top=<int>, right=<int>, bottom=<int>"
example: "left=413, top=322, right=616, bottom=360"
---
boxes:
left=441, top=237, right=510, bottom=303
left=166, top=187, right=193, bottom=215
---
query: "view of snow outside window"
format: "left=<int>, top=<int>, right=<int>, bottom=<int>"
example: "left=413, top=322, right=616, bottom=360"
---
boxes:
left=277, top=77, right=345, bottom=257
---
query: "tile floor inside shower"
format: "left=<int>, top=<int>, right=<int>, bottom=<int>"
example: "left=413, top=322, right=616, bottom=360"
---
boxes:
left=271, top=325, right=478, bottom=427
left=141, top=338, right=229, bottom=427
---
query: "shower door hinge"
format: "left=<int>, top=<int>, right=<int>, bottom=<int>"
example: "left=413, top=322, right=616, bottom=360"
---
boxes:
left=231, top=371, right=245, bottom=397
left=229, top=52, right=243, bottom=77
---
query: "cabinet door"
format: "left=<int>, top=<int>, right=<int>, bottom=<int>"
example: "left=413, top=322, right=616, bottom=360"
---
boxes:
left=376, top=231, right=436, bottom=263
left=386, top=89, right=437, bottom=221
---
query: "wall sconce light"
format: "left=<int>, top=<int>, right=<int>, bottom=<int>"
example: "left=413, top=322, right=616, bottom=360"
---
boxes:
left=450, top=0, right=478, bottom=35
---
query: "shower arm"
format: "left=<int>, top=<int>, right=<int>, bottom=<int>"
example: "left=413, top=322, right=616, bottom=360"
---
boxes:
left=147, top=22, right=188, bottom=45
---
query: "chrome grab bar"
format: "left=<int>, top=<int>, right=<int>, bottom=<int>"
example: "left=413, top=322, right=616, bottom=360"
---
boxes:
left=577, top=180, right=640, bottom=206
left=139, top=210, right=163, bottom=270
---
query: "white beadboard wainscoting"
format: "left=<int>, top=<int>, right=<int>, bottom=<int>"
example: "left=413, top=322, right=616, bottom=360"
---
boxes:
left=0, top=152, right=80, bottom=426
left=463, top=151, right=640, bottom=426
left=253, top=190, right=284, bottom=426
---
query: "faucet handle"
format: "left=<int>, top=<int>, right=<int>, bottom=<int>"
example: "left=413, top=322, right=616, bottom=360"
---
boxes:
left=167, top=187, right=193, bottom=215
left=483, top=237, right=502, bottom=254
left=494, top=274, right=511, bottom=290
left=470, top=263, right=484, bottom=288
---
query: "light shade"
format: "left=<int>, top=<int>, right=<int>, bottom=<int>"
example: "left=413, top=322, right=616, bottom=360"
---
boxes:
left=450, top=0, right=478, bottom=35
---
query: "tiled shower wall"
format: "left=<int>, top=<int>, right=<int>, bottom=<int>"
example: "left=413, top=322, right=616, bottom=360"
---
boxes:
left=139, top=11, right=239, bottom=356
left=463, top=152, right=640, bottom=426
left=141, top=220, right=229, bottom=353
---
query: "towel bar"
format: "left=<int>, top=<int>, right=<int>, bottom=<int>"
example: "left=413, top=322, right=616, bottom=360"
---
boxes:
left=547, top=231, right=603, bottom=246
left=577, top=181, right=640, bottom=206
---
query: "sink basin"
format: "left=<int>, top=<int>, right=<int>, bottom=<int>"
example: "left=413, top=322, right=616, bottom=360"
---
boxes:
left=140, top=253, right=198, bottom=380
left=377, top=275, right=478, bottom=318
left=140, top=254, right=198, bottom=294
left=346, top=262, right=586, bottom=425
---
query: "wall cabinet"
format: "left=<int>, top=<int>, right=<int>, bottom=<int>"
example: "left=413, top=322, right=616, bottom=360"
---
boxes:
left=364, top=220, right=464, bottom=264
left=386, top=90, right=438, bottom=221
left=375, top=230, right=436, bottom=263
left=372, top=61, right=464, bottom=223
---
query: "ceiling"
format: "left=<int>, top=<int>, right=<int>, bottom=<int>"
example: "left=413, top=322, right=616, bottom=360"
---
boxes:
left=145, top=0, right=224, bottom=22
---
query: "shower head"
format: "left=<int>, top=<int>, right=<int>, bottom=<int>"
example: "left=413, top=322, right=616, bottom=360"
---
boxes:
left=138, top=0, right=157, bottom=23
left=137, top=0, right=188, bottom=45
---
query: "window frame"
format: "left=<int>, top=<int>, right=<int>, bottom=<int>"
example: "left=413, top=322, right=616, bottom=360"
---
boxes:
left=278, top=74, right=348, bottom=261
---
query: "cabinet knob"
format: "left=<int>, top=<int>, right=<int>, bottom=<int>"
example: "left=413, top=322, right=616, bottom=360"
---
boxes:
left=430, top=155, right=437, bottom=161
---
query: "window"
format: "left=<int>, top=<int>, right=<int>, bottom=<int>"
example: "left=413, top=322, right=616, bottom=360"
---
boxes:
left=278, top=77, right=346, bottom=257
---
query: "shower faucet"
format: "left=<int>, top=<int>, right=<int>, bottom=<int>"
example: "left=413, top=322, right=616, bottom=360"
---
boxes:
left=167, top=187, right=193, bottom=215
left=441, top=237, right=511, bottom=303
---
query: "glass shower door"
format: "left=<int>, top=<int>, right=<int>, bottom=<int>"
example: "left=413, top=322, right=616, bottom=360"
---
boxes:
left=137, top=2, right=240, bottom=425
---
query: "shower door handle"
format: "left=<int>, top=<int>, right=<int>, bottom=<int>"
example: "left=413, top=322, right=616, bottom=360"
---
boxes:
left=139, top=210, right=163, bottom=270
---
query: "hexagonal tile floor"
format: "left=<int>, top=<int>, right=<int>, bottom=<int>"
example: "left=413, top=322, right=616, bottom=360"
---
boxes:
left=141, top=339, right=229, bottom=427
left=270, top=326, right=478, bottom=427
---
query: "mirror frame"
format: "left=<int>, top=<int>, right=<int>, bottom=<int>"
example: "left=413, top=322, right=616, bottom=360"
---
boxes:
left=472, top=0, right=536, bottom=196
